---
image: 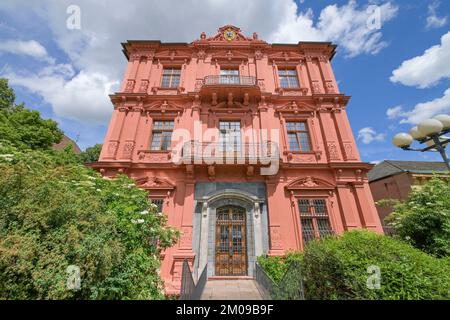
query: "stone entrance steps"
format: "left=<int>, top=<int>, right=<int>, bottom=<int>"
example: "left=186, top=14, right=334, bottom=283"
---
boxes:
left=200, top=279, right=264, bottom=300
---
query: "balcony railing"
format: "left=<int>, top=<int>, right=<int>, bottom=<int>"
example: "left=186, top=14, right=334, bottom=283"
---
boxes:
left=181, top=141, right=278, bottom=164
left=204, top=75, right=257, bottom=86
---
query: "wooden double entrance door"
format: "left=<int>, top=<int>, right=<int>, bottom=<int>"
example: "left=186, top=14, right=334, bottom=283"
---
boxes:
left=215, top=205, right=247, bottom=276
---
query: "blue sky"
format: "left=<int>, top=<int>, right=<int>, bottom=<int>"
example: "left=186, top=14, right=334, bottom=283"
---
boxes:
left=0, top=0, right=449, bottom=164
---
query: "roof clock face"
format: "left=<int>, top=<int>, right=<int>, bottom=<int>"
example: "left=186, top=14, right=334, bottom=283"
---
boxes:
left=224, top=28, right=236, bottom=41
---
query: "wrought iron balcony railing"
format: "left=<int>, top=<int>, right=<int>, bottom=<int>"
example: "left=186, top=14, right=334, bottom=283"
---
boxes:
left=180, top=141, right=278, bottom=164
left=203, top=75, right=257, bottom=86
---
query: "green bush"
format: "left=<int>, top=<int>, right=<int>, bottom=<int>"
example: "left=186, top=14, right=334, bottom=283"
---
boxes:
left=302, top=230, right=450, bottom=300
left=386, top=176, right=450, bottom=257
left=257, top=251, right=303, bottom=283
left=0, top=143, right=179, bottom=299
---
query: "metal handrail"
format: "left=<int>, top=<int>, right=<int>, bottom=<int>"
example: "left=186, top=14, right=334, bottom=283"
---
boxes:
left=179, top=260, right=195, bottom=300
left=255, top=260, right=305, bottom=300
left=179, top=260, right=208, bottom=300
left=204, top=75, right=257, bottom=86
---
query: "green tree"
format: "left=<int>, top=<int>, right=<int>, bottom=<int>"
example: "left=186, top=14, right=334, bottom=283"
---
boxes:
left=0, top=143, right=179, bottom=299
left=386, top=176, right=450, bottom=257
left=78, top=144, right=103, bottom=163
left=0, top=78, right=63, bottom=150
left=0, top=78, right=15, bottom=109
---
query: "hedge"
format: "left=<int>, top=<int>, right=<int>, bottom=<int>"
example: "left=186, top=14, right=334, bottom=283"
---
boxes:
left=259, top=230, right=450, bottom=300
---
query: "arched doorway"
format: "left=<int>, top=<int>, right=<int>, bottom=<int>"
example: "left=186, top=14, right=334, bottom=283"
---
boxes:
left=215, top=205, right=247, bottom=276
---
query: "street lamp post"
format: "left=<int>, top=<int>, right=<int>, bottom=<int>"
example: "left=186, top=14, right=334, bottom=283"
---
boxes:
left=392, top=114, right=450, bottom=170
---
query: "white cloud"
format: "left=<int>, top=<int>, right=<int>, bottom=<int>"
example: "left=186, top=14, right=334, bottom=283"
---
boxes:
left=0, top=0, right=399, bottom=123
left=271, top=0, right=398, bottom=57
left=3, top=66, right=118, bottom=124
left=389, top=88, right=450, bottom=124
left=358, top=127, right=386, bottom=144
left=426, top=1, right=448, bottom=29
left=386, top=105, right=403, bottom=119
left=390, top=31, right=450, bottom=88
left=0, top=39, right=53, bottom=63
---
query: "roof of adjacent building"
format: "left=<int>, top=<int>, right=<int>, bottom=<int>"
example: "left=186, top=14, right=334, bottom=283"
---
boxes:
left=368, top=160, right=449, bottom=182
left=52, top=135, right=81, bottom=154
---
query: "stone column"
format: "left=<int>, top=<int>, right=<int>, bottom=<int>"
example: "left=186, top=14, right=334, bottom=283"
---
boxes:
left=353, top=184, right=383, bottom=233
left=102, top=107, right=127, bottom=160
left=253, top=202, right=263, bottom=257
left=336, top=184, right=362, bottom=230
left=198, top=202, right=209, bottom=278
left=118, top=106, right=142, bottom=160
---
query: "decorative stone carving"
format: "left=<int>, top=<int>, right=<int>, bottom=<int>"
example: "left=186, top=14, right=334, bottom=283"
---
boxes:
left=139, top=80, right=149, bottom=93
left=211, top=92, right=218, bottom=106
left=300, top=176, right=319, bottom=187
left=139, top=176, right=175, bottom=190
left=243, top=92, right=249, bottom=106
left=194, top=80, right=203, bottom=92
left=289, top=154, right=316, bottom=163
left=125, top=79, right=135, bottom=93
left=138, top=151, right=170, bottom=162
left=327, top=142, right=339, bottom=160
left=270, top=226, right=282, bottom=249
left=257, top=79, right=265, bottom=91
left=343, top=142, right=355, bottom=160
left=122, top=141, right=135, bottom=158
left=197, top=50, right=206, bottom=60
left=180, top=227, right=192, bottom=247
left=312, top=81, right=321, bottom=94
left=325, top=80, right=335, bottom=94
left=254, top=50, right=263, bottom=60
left=107, top=141, right=119, bottom=157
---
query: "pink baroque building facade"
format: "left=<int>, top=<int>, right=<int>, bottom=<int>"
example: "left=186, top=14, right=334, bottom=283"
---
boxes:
left=92, top=26, right=383, bottom=295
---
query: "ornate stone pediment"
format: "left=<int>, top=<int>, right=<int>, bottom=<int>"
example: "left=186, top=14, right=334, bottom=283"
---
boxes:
left=145, top=100, right=184, bottom=113
left=136, top=176, right=175, bottom=190
left=211, top=49, right=250, bottom=61
left=153, top=50, right=191, bottom=62
left=276, top=101, right=314, bottom=114
left=286, top=176, right=335, bottom=190
left=193, top=25, right=266, bottom=45
left=268, top=51, right=304, bottom=62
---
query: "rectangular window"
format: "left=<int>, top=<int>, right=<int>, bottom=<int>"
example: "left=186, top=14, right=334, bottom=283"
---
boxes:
left=150, top=120, right=174, bottom=151
left=286, top=121, right=311, bottom=152
left=150, top=199, right=164, bottom=212
left=219, top=121, right=241, bottom=153
left=278, top=68, right=299, bottom=88
left=161, top=68, right=181, bottom=88
left=298, top=198, right=333, bottom=243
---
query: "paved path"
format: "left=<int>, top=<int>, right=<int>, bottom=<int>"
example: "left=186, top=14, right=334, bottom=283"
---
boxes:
left=200, top=279, right=264, bottom=300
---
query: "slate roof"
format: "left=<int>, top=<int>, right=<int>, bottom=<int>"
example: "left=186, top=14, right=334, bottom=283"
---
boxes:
left=368, top=160, right=449, bottom=182
left=52, top=135, right=82, bottom=154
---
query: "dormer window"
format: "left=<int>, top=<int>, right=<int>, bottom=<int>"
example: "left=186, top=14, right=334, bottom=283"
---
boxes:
left=278, top=68, right=299, bottom=89
left=161, top=68, right=181, bottom=88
